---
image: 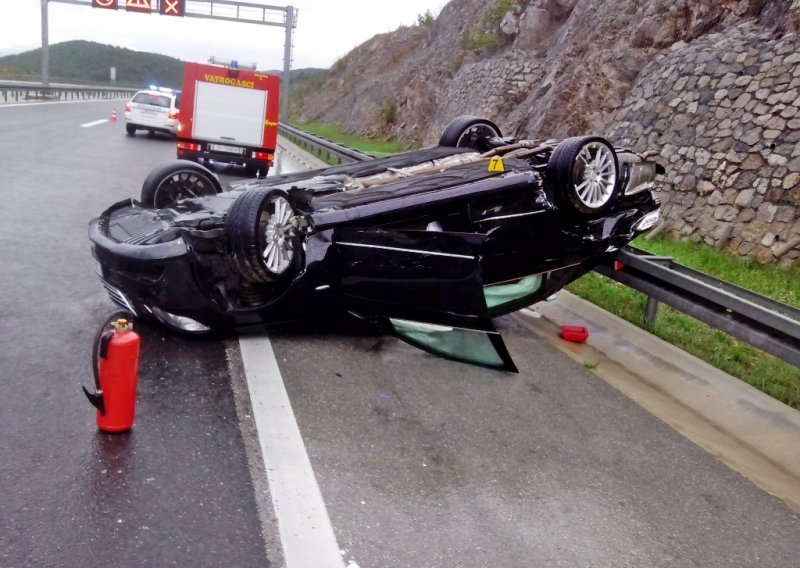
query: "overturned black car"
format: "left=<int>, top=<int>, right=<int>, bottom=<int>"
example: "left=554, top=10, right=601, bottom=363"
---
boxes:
left=89, top=116, right=662, bottom=371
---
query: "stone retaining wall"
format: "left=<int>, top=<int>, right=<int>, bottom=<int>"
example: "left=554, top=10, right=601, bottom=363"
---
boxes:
left=609, top=23, right=800, bottom=267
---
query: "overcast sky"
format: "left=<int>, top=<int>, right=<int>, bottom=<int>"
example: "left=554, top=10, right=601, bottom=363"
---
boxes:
left=0, top=0, right=445, bottom=70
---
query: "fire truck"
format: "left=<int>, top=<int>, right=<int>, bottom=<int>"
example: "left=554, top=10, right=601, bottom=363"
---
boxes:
left=177, top=59, right=280, bottom=176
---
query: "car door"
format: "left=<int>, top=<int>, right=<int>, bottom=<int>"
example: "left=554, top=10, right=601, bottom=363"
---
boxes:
left=332, top=227, right=517, bottom=371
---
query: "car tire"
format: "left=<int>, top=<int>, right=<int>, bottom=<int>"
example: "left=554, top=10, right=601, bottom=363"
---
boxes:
left=438, top=115, right=502, bottom=151
left=546, top=136, right=622, bottom=216
left=140, top=160, right=223, bottom=208
left=125, top=124, right=136, bottom=135
left=225, top=188, right=301, bottom=284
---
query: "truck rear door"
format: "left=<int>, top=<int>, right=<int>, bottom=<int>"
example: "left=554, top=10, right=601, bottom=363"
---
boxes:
left=192, top=82, right=267, bottom=147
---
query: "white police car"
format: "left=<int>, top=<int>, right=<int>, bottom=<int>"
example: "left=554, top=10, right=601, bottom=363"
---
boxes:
left=124, top=86, right=181, bottom=136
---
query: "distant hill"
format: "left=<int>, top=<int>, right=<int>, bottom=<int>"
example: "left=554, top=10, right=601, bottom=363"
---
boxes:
left=0, top=40, right=184, bottom=88
left=0, top=40, right=327, bottom=89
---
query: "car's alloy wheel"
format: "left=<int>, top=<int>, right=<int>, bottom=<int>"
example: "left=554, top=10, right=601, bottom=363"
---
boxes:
left=572, top=141, right=617, bottom=209
left=546, top=136, right=622, bottom=216
left=262, top=195, right=295, bottom=276
left=226, top=188, right=301, bottom=284
left=140, top=160, right=222, bottom=208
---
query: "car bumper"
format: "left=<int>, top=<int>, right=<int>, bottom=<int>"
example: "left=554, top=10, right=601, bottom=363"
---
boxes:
left=125, top=113, right=178, bottom=134
left=176, top=140, right=273, bottom=172
left=89, top=214, right=224, bottom=329
left=177, top=148, right=269, bottom=169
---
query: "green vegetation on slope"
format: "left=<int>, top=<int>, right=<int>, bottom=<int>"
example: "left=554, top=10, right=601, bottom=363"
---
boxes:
left=284, top=69, right=329, bottom=117
left=267, top=68, right=327, bottom=82
left=465, top=0, right=515, bottom=54
left=634, top=236, right=799, bottom=308
left=0, top=63, right=31, bottom=78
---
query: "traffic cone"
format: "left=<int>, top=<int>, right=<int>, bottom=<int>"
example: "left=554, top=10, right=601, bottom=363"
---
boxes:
left=110, top=108, right=117, bottom=122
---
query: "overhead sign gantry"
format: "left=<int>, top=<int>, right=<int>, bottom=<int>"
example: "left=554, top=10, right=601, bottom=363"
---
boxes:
left=39, top=0, right=297, bottom=116
left=89, top=0, right=184, bottom=14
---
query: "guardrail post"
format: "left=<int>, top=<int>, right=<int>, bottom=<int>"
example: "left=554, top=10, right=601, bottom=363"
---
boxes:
left=644, top=296, right=660, bottom=327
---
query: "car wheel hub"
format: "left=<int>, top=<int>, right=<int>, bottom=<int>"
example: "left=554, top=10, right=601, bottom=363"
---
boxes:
left=155, top=172, right=216, bottom=207
left=456, top=124, right=501, bottom=147
left=262, top=196, right=294, bottom=275
left=574, top=142, right=616, bottom=209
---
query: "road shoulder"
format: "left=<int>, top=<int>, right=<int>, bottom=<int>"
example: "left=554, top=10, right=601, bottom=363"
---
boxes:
left=517, top=291, right=800, bottom=515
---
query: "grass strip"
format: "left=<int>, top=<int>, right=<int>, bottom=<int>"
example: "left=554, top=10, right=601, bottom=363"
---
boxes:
left=286, top=120, right=412, bottom=159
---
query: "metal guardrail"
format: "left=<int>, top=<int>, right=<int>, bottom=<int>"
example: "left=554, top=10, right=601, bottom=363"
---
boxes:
left=279, top=123, right=374, bottom=164
left=279, top=123, right=800, bottom=368
left=0, top=81, right=137, bottom=104
left=597, top=248, right=800, bottom=368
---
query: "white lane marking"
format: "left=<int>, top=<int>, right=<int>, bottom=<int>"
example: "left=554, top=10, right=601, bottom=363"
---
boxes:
left=80, top=119, right=109, bottom=128
left=239, top=335, right=346, bottom=568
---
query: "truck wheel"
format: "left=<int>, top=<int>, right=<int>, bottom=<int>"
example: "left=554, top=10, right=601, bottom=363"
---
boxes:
left=546, top=136, right=622, bottom=216
left=125, top=124, right=136, bottom=136
left=225, top=188, right=302, bottom=283
left=140, top=160, right=222, bottom=208
left=243, top=164, right=268, bottom=179
left=438, top=116, right=502, bottom=151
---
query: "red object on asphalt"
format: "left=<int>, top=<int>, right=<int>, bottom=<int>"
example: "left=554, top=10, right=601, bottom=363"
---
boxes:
left=110, top=109, right=117, bottom=122
left=94, top=319, right=140, bottom=433
left=560, top=325, right=589, bottom=343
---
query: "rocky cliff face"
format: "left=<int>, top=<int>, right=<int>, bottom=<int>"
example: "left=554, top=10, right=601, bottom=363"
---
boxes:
left=293, top=0, right=800, bottom=265
left=609, top=23, right=800, bottom=265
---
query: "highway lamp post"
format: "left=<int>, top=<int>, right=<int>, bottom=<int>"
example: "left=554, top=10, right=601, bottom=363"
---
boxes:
left=282, top=5, right=295, bottom=119
left=41, top=0, right=49, bottom=86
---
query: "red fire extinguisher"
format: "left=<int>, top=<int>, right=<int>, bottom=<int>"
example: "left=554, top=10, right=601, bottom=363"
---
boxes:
left=82, top=315, right=140, bottom=433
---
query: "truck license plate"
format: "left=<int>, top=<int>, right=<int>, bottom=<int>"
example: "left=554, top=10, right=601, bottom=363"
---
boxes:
left=209, top=143, right=244, bottom=155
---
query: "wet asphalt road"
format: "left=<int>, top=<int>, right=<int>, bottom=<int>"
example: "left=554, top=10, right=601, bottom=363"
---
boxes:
left=1, top=100, right=799, bottom=567
left=0, top=101, right=269, bottom=567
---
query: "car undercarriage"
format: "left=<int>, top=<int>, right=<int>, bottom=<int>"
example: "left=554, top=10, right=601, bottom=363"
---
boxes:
left=90, top=116, right=662, bottom=370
